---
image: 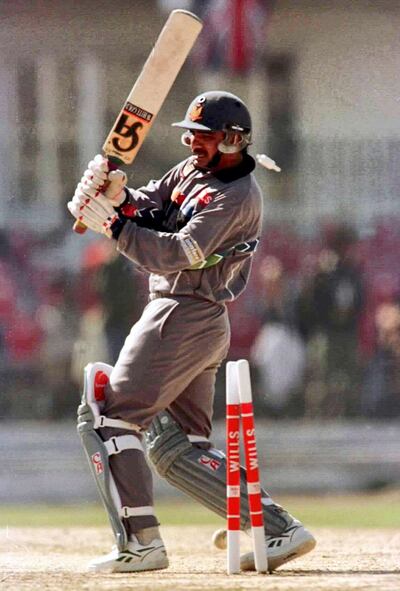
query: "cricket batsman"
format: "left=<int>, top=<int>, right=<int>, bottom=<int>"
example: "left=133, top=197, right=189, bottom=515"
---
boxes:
left=68, top=91, right=316, bottom=572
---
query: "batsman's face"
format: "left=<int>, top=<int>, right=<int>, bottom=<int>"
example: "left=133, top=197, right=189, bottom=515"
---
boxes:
left=189, top=130, right=225, bottom=168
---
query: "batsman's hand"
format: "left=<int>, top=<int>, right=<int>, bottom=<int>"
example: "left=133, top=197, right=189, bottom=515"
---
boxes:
left=80, top=154, right=128, bottom=207
left=67, top=183, right=125, bottom=239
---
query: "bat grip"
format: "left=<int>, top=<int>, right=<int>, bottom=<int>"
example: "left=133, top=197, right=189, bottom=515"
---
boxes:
left=72, top=159, right=119, bottom=234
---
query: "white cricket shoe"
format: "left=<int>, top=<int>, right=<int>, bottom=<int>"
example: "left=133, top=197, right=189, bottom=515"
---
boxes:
left=88, top=535, right=169, bottom=572
left=240, top=523, right=316, bottom=572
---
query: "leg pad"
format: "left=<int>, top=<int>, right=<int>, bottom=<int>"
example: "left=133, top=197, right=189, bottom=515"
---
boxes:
left=146, top=411, right=292, bottom=535
left=78, top=362, right=149, bottom=551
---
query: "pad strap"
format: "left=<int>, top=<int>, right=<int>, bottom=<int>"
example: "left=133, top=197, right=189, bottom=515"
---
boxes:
left=104, top=434, right=144, bottom=455
left=188, top=435, right=209, bottom=444
left=120, top=506, right=155, bottom=518
left=147, top=411, right=292, bottom=536
left=95, top=416, right=141, bottom=431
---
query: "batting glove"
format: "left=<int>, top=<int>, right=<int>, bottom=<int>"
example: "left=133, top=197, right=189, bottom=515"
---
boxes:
left=68, top=186, right=126, bottom=239
left=80, top=154, right=128, bottom=207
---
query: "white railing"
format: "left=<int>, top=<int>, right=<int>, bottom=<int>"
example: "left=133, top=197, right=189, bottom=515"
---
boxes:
left=1, top=420, right=399, bottom=502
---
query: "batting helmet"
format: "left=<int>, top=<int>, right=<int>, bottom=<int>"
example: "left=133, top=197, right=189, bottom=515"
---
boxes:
left=172, top=91, right=252, bottom=153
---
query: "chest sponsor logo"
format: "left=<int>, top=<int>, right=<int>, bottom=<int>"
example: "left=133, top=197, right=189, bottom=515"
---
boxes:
left=171, top=189, right=186, bottom=205
left=198, top=455, right=221, bottom=472
left=198, top=192, right=212, bottom=207
left=195, top=187, right=216, bottom=209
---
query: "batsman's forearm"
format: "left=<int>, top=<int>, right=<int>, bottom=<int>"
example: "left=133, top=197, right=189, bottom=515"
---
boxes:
left=116, top=223, right=204, bottom=274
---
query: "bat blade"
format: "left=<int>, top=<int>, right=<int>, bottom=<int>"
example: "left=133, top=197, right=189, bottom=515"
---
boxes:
left=103, top=10, right=203, bottom=165
left=74, top=9, right=203, bottom=233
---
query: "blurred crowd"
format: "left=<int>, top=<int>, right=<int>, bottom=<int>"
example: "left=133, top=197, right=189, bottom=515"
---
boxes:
left=226, top=220, right=400, bottom=420
left=0, top=231, right=147, bottom=419
left=1, top=219, right=400, bottom=422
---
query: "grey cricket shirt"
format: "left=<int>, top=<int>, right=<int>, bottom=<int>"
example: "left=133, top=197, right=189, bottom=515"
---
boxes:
left=116, top=154, right=263, bottom=304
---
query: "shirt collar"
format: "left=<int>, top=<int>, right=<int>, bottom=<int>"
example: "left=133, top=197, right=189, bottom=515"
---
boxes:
left=211, top=153, right=256, bottom=183
left=185, top=153, right=256, bottom=183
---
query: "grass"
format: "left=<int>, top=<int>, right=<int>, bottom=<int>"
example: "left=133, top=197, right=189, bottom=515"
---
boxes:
left=280, top=492, right=400, bottom=528
left=1, top=491, right=400, bottom=529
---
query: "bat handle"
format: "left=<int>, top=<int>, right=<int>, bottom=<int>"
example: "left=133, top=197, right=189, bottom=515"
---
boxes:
left=73, top=219, right=88, bottom=234
left=72, top=159, right=119, bottom=234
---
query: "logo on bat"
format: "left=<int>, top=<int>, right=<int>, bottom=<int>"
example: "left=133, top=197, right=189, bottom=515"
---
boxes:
left=108, top=103, right=154, bottom=158
left=124, top=102, right=153, bottom=122
left=111, top=115, right=143, bottom=153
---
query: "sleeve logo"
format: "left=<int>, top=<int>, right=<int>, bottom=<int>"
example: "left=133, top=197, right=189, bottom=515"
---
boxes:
left=180, top=235, right=204, bottom=265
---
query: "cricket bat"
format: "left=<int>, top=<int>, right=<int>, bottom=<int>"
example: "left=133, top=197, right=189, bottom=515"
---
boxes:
left=74, top=9, right=203, bottom=233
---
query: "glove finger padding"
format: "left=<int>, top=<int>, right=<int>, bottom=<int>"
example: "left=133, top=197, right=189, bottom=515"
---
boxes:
left=68, top=188, right=121, bottom=238
left=86, top=154, right=127, bottom=206
left=68, top=154, right=128, bottom=237
left=76, top=154, right=127, bottom=206
left=84, top=193, right=116, bottom=219
left=72, top=189, right=116, bottom=219
left=81, top=155, right=109, bottom=188
left=89, top=154, right=109, bottom=173
left=75, top=182, right=101, bottom=200
left=82, top=167, right=108, bottom=187
left=67, top=200, right=108, bottom=234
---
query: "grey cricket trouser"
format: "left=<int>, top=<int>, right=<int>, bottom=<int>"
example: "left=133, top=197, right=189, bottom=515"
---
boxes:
left=102, top=295, right=230, bottom=533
